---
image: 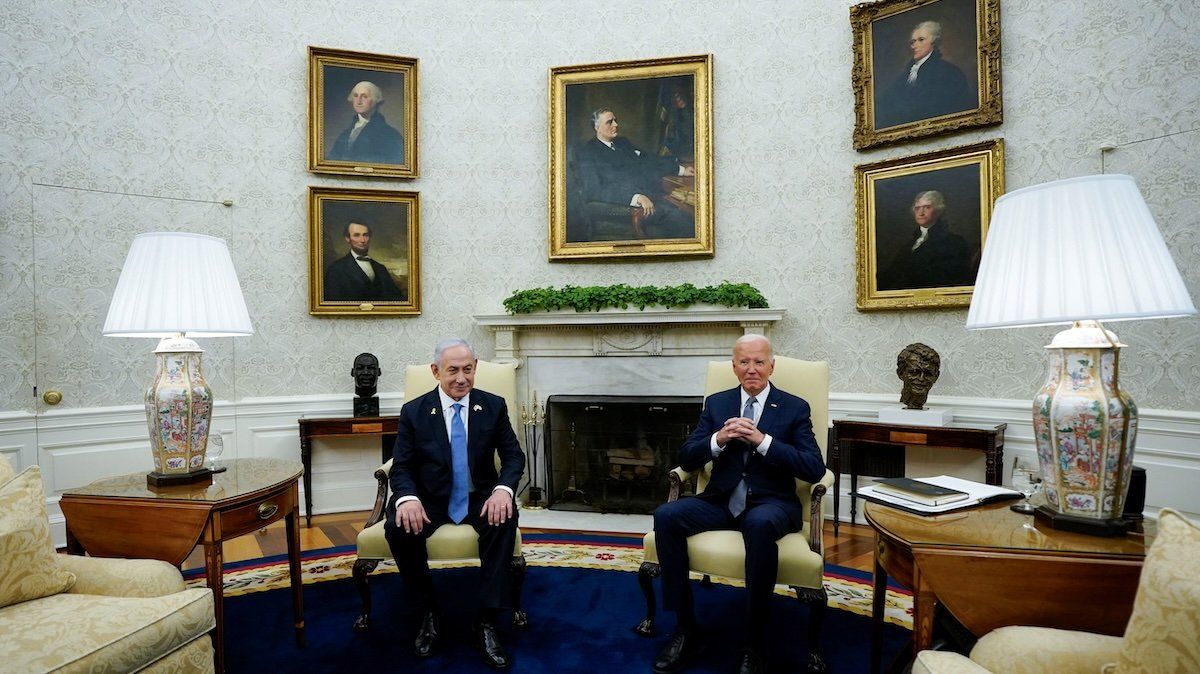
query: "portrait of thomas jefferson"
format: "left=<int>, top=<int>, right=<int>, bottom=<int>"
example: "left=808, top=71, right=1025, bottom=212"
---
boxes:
left=871, top=1, right=980, bottom=130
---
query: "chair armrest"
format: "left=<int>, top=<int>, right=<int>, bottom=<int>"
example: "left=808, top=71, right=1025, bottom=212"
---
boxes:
left=805, top=469, right=834, bottom=553
left=969, top=626, right=1123, bottom=674
left=363, top=459, right=394, bottom=529
left=667, top=467, right=694, bottom=502
left=59, top=556, right=186, bottom=597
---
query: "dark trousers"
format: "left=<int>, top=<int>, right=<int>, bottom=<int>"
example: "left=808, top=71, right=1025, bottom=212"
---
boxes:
left=384, top=491, right=518, bottom=615
left=653, top=496, right=796, bottom=647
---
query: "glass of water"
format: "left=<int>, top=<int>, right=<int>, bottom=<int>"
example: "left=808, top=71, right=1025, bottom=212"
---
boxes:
left=206, top=432, right=224, bottom=470
left=1009, top=467, right=1041, bottom=514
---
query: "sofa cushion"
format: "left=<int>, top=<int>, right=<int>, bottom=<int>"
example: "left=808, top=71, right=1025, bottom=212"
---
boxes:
left=0, top=465, right=76, bottom=608
left=0, top=588, right=214, bottom=673
left=1113, top=508, right=1200, bottom=672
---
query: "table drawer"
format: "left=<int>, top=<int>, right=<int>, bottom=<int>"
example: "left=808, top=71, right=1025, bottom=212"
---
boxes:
left=219, top=487, right=295, bottom=538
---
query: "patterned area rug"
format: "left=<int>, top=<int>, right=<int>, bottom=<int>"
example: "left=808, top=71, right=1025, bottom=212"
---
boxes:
left=188, top=532, right=913, bottom=630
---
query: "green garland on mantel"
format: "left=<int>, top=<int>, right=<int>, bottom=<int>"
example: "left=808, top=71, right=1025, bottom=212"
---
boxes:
left=503, top=282, right=768, bottom=314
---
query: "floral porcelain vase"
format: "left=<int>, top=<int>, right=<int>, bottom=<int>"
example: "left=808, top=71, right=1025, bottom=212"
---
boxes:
left=1032, top=321, right=1136, bottom=523
left=145, top=337, right=212, bottom=475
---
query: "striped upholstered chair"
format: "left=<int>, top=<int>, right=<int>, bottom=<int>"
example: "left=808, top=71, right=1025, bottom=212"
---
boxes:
left=635, top=356, right=835, bottom=673
left=350, top=359, right=528, bottom=631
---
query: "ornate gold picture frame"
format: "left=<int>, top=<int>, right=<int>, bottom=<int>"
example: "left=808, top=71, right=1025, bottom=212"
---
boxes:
left=308, top=186, right=420, bottom=316
left=855, top=139, right=1004, bottom=311
left=851, top=0, right=1001, bottom=150
left=548, top=54, right=713, bottom=260
left=308, top=46, right=418, bottom=178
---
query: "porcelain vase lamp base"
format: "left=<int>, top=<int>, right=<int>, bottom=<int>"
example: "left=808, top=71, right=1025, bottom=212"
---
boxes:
left=1032, top=321, right=1136, bottom=537
left=144, top=336, right=216, bottom=488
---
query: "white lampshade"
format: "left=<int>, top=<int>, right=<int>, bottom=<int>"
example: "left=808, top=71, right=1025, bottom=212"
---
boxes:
left=103, top=232, right=253, bottom=338
left=966, top=174, right=1196, bottom=330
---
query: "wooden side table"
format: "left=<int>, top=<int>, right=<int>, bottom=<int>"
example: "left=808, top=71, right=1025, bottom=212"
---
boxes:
left=830, top=418, right=1005, bottom=535
left=865, top=500, right=1153, bottom=673
left=60, top=458, right=305, bottom=674
left=297, top=415, right=399, bottom=526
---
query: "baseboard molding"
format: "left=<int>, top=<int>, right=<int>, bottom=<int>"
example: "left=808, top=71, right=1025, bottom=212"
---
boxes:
left=3, top=392, right=1197, bottom=548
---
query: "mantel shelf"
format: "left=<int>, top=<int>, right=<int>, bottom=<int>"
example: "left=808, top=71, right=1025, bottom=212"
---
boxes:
left=474, top=307, right=785, bottom=329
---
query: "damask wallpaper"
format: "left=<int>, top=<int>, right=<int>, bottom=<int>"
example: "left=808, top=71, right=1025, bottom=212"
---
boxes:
left=1, top=0, right=1197, bottom=414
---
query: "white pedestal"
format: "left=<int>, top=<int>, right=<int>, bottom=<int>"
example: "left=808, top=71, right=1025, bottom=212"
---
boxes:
left=878, top=406, right=954, bottom=426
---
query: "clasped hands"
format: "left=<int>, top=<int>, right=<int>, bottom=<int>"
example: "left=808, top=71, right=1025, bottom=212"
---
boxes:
left=395, top=489, right=514, bottom=535
left=716, top=415, right=764, bottom=448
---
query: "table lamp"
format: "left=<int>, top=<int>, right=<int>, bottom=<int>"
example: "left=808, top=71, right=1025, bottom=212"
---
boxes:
left=966, top=174, right=1195, bottom=534
left=102, top=232, right=253, bottom=486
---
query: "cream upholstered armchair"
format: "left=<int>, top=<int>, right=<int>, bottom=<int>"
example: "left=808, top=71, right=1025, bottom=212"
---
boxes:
left=635, top=356, right=835, bottom=673
left=0, top=456, right=215, bottom=673
left=351, top=359, right=528, bottom=631
left=912, top=508, right=1200, bottom=674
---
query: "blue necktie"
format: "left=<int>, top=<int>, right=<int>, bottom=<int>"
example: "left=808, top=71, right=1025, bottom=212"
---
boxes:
left=728, top=396, right=757, bottom=518
left=450, top=403, right=469, bottom=523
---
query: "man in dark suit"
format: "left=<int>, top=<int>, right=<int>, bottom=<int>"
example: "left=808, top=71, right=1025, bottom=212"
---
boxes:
left=323, top=222, right=405, bottom=302
left=384, top=338, right=525, bottom=670
left=328, top=80, right=405, bottom=164
left=878, top=190, right=973, bottom=291
left=573, top=108, right=695, bottom=240
left=875, top=20, right=976, bottom=129
left=652, top=335, right=826, bottom=674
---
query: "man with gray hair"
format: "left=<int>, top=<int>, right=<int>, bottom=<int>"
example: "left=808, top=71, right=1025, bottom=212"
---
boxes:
left=572, top=107, right=696, bottom=240
left=651, top=334, right=825, bottom=674
left=384, top=337, right=525, bottom=669
left=329, top=80, right=405, bottom=164
left=875, top=19, right=975, bottom=128
left=878, top=190, right=972, bottom=291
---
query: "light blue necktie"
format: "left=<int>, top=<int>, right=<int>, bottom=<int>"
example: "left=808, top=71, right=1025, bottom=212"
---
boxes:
left=450, top=403, right=469, bottom=524
left=728, top=396, right=757, bottom=518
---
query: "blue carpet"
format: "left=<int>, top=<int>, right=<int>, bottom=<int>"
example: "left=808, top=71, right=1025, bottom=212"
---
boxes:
left=222, top=565, right=909, bottom=673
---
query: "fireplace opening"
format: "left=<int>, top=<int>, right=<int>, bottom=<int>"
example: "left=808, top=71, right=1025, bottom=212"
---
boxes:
left=544, top=395, right=702, bottom=514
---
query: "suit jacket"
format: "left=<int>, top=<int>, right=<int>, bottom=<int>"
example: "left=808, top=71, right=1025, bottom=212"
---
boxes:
left=388, top=387, right=525, bottom=520
left=875, top=49, right=976, bottom=129
left=678, top=384, right=825, bottom=525
left=878, top=219, right=972, bottom=291
left=575, top=137, right=682, bottom=206
left=328, top=111, right=405, bottom=164
left=324, top=253, right=404, bottom=302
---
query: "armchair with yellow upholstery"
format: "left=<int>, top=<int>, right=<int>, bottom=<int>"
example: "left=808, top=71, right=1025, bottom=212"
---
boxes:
left=912, top=508, right=1200, bottom=674
left=0, top=456, right=215, bottom=673
left=635, top=356, right=835, bottom=673
left=351, top=359, right=529, bottom=631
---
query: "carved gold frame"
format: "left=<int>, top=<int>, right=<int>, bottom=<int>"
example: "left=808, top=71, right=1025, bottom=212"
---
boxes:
left=548, top=54, right=714, bottom=260
left=855, top=139, right=1004, bottom=311
left=308, top=46, right=418, bottom=178
left=851, top=0, right=1002, bottom=150
left=308, top=186, right=421, bottom=316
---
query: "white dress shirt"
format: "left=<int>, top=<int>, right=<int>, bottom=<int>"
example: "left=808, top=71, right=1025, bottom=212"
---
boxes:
left=907, top=52, right=934, bottom=84
left=353, top=252, right=376, bottom=280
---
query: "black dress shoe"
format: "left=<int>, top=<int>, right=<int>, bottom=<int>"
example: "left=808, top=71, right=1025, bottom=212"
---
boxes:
left=474, top=621, right=510, bottom=669
left=413, top=612, right=441, bottom=658
left=736, top=649, right=764, bottom=674
left=653, top=629, right=702, bottom=674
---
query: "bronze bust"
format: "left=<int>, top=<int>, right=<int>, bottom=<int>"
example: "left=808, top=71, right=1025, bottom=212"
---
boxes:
left=351, top=353, right=381, bottom=416
left=896, top=343, right=940, bottom=410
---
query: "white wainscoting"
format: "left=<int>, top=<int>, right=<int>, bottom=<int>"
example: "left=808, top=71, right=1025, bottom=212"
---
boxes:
left=3, top=391, right=1197, bottom=549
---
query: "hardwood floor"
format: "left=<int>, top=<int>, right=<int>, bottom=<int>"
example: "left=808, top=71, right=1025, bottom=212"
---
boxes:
left=183, top=511, right=878, bottom=574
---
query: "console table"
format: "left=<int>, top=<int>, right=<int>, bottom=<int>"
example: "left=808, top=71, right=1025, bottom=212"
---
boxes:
left=59, top=458, right=305, bottom=674
left=297, top=415, right=398, bottom=527
left=865, top=500, right=1153, bottom=673
left=830, top=418, right=1005, bottom=536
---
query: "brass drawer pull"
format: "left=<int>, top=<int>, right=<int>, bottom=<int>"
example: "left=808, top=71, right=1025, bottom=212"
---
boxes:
left=257, top=502, right=279, bottom=519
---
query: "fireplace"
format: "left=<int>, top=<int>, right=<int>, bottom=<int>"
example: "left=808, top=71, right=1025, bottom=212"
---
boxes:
left=544, top=395, right=702, bottom=513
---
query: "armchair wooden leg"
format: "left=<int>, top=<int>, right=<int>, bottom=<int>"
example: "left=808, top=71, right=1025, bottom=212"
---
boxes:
left=634, top=561, right=660, bottom=637
left=511, top=554, right=529, bottom=628
left=351, top=558, right=380, bottom=632
left=793, top=586, right=829, bottom=673
left=700, top=574, right=713, bottom=588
